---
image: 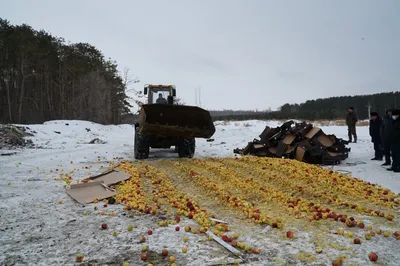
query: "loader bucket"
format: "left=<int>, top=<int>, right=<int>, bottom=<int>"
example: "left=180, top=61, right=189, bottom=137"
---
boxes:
left=138, top=104, right=216, bottom=138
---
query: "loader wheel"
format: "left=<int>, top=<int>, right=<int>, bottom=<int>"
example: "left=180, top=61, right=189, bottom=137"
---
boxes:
left=178, top=138, right=195, bottom=158
left=134, top=130, right=149, bottom=159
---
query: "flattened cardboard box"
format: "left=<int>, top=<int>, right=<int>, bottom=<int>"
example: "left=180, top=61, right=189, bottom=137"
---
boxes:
left=67, top=181, right=117, bottom=204
left=67, top=169, right=131, bottom=204
left=87, top=168, right=130, bottom=186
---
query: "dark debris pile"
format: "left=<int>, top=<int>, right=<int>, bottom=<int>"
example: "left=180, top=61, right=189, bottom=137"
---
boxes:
left=234, top=120, right=351, bottom=165
left=0, top=125, right=35, bottom=150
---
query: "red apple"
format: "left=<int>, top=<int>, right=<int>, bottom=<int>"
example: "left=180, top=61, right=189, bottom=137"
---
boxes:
left=175, top=226, right=180, bottom=231
left=141, top=252, right=148, bottom=261
left=101, top=223, right=108, bottom=230
left=161, top=249, right=168, bottom=256
left=368, top=252, right=378, bottom=262
left=147, top=230, right=153, bottom=235
left=286, top=231, right=294, bottom=238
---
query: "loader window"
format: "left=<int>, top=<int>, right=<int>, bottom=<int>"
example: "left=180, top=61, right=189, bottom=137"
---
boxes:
left=149, top=88, right=171, bottom=104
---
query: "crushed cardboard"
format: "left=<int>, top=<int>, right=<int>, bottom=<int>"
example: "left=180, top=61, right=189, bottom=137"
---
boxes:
left=66, top=168, right=131, bottom=204
left=234, top=120, right=350, bottom=165
left=86, top=168, right=130, bottom=186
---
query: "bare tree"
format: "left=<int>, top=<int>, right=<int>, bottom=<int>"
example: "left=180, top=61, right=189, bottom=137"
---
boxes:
left=122, top=67, right=142, bottom=113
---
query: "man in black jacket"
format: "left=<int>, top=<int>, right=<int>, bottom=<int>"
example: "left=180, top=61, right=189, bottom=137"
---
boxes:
left=346, top=107, right=358, bottom=143
left=381, top=109, right=393, bottom=166
left=369, top=112, right=383, bottom=160
left=388, top=109, right=400, bottom=172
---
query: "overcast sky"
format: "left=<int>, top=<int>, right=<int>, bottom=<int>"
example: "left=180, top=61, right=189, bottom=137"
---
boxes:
left=2, top=0, right=399, bottom=110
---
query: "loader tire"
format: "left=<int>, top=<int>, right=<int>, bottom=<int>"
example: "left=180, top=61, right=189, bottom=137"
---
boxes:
left=178, top=138, right=195, bottom=158
left=134, top=130, right=149, bottom=159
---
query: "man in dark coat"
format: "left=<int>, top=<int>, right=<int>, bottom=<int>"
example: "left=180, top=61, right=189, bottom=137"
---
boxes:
left=346, top=107, right=358, bottom=143
left=388, top=109, right=400, bottom=172
left=381, top=109, right=393, bottom=166
left=369, top=112, right=383, bottom=160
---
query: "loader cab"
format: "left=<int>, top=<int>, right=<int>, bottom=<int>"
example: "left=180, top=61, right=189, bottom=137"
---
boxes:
left=144, top=84, right=176, bottom=105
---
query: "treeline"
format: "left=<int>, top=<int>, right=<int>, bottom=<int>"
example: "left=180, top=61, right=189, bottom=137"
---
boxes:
left=208, top=109, right=272, bottom=117
left=212, top=91, right=400, bottom=121
left=0, top=18, right=131, bottom=124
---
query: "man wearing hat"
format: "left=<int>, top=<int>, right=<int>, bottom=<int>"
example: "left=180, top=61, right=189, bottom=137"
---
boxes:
left=388, top=109, right=400, bottom=172
left=346, top=107, right=358, bottom=143
left=369, top=112, right=383, bottom=160
left=381, top=109, right=393, bottom=166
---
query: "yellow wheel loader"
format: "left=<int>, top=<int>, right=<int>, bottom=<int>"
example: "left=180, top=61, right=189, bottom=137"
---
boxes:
left=134, top=84, right=215, bottom=159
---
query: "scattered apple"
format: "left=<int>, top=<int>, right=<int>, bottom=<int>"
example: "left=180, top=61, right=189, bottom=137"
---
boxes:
left=161, top=249, right=168, bottom=256
left=332, top=258, right=343, bottom=266
left=141, top=246, right=148, bottom=252
left=252, top=248, right=260, bottom=254
left=353, top=238, right=361, bottom=244
left=141, top=252, right=148, bottom=261
left=127, top=225, right=133, bottom=231
left=175, top=226, right=180, bottom=231
left=112, top=231, right=118, bottom=237
left=368, top=252, right=378, bottom=262
left=184, top=237, right=189, bottom=242
left=286, top=231, right=295, bottom=238
left=365, top=233, right=372, bottom=240
left=169, top=256, right=176, bottom=263
left=182, top=246, right=188, bottom=253
left=75, top=253, right=84, bottom=262
left=316, top=247, right=323, bottom=254
left=185, top=225, right=191, bottom=232
left=122, top=262, right=129, bottom=266
left=139, top=236, right=146, bottom=243
left=147, top=230, right=153, bottom=235
left=383, top=231, right=390, bottom=237
left=101, top=223, right=108, bottom=230
left=230, top=238, right=239, bottom=246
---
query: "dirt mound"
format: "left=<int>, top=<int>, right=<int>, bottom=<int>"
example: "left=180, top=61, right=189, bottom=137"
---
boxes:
left=0, top=125, right=35, bottom=150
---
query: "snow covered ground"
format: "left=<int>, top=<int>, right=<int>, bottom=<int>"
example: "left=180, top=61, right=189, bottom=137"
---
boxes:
left=1, top=119, right=399, bottom=265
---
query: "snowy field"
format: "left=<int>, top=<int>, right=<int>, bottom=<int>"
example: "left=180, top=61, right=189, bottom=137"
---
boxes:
left=1, top=120, right=399, bottom=266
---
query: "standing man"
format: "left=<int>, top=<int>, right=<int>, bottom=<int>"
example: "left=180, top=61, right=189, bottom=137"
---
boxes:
left=346, top=107, right=358, bottom=143
left=381, top=109, right=393, bottom=166
left=369, top=112, right=383, bottom=160
left=388, top=109, right=400, bottom=172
